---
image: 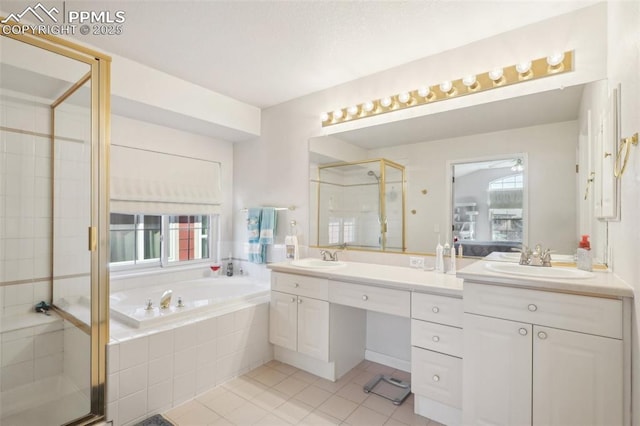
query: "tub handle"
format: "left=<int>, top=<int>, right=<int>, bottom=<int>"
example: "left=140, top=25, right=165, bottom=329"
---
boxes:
left=145, top=299, right=153, bottom=310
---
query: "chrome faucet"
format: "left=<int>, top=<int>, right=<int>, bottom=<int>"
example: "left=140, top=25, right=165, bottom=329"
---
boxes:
left=320, top=249, right=339, bottom=261
left=518, top=244, right=552, bottom=267
left=160, top=290, right=172, bottom=309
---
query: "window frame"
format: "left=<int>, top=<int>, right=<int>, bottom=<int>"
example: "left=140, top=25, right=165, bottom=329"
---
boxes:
left=109, top=213, right=218, bottom=272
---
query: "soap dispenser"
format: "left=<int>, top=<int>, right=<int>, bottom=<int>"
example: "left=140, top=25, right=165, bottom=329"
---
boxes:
left=577, top=235, right=592, bottom=272
left=435, top=236, right=445, bottom=273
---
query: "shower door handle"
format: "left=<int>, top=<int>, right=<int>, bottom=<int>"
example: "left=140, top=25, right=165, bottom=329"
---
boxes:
left=88, top=226, right=97, bottom=251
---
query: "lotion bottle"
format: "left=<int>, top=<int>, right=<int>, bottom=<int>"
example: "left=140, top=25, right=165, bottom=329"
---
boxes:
left=576, top=235, right=592, bottom=272
left=435, top=236, right=445, bottom=273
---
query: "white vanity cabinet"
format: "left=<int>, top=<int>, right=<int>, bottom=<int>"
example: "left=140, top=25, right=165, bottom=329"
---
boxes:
left=269, top=272, right=366, bottom=381
left=411, top=292, right=464, bottom=426
left=463, top=282, right=625, bottom=426
left=270, top=272, right=330, bottom=360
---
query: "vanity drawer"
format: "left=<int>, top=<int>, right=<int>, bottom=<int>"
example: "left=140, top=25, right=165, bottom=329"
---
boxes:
left=412, top=292, right=463, bottom=327
left=465, top=282, right=622, bottom=338
left=328, top=280, right=410, bottom=317
left=411, top=347, right=462, bottom=408
left=412, top=319, right=463, bottom=358
left=271, top=272, right=329, bottom=300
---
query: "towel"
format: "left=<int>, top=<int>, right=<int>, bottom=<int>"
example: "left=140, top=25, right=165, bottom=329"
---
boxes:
left=259, top=207, right=277, bottom=245
left=247, top=208, right=264, bottom=263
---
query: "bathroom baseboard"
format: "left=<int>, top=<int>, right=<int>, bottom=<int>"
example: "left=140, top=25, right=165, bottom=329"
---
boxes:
left=364, top=349, right=411, bottom=372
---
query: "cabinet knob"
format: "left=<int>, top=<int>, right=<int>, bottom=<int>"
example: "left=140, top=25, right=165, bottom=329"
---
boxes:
left=432, top=306, right=440, bottom=314
left=362, top=295, right=369, bottom=301
left=290, top=297, right=296, bottom=303
left=528, top=304, right=538, bottom=312
left=294, top=283, right=299, bottom=288
left=298, top=298, right=303, bottom=304
left=432, top=375, right=440, bottom=382
left=432, top=336, right=440, bottom=343
left=538, top=331, right=548, bottom=340
left=519, top=328, right=528, bottom=336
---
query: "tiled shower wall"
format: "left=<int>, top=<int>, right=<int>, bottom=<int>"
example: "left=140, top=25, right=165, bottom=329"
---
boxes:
left=0, top=94, right=53, bottom=315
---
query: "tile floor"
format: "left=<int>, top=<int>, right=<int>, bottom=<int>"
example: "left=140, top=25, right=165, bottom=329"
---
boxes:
left=164, top=360, right=441, bottom=426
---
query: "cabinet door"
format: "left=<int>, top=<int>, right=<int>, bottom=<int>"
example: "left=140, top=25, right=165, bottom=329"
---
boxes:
left=269, top=291, right=297, bottom=351
left=533, top=326, right=623, bottom=426
left=297, top=297, right=329, bottom=361
left=463, top=313, right=532, bottom=426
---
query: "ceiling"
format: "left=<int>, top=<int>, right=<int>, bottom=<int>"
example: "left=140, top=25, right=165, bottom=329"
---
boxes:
left=50, top=0, right=598, bottom=109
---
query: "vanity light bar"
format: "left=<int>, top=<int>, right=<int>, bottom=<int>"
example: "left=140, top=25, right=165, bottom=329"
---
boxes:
left=321, top=51, right=573, bottom=127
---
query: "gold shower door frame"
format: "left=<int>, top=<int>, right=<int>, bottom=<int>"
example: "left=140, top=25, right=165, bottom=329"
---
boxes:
left=1, top=22, right=111, bottom=425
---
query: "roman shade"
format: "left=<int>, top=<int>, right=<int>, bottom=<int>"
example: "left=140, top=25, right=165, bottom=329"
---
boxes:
left=110, top=145, right=222, bottom=215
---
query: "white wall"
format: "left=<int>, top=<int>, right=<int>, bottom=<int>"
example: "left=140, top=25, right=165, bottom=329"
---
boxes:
left=605, top=1, right=640, bottom=424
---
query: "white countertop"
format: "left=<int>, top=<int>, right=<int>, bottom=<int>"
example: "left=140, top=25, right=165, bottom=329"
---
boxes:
left=458, top=260, right=633, bottom=298
left=269, top=259, right=464, bottom=297
left=269, top=258, right=633, bottom=299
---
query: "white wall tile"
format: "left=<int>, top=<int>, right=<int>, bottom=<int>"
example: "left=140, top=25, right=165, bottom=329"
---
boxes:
left=34, top=352, right=63, bottom=379
left=107, top=342, right=120, bottom=374
left=34, top=330, right=63, bottom=357
left=148, top=330, right=174, bottom=361
left=1, top=336, right=33, bottom=367
left=173, top=323, right=197, bottom=349
left=118, top=389, right=147, bottom=425
left=196, top=316, right=217, bottom=343
left=196, top=340, right=216, bottom=368
left=172, top=370, right=196, bottom=406
left=120, top=336, right=149, bottom=370
left=119, top=363, right=148, bottom=398
left=196, top=361, right=217, bottom=393
left=148, top=354, right=173, bottom=386
left=1, top=359, right=34, bottom=391
left=106, top=402, right=119, bottom=426
left=173, top=347, right=196, bottom=377
left=108, top=372, right=119, bottom=404
left=217, top=313, right=235, bottom=336
left=147, top=379, right=173, bottom=413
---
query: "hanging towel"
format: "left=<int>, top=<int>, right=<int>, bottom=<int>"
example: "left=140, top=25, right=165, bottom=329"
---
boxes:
left=259, top=207, right=277, bottom=245
left=247, top=208, right=264, bottom=264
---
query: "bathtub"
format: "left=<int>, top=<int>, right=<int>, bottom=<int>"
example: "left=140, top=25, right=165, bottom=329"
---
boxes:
left=110, top=276, right=270, bottom=328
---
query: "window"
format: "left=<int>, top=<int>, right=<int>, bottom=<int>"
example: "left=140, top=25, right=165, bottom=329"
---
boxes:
left=489, top=174, right=523, bottom=190
left=110, top=213, right=216, bottom=268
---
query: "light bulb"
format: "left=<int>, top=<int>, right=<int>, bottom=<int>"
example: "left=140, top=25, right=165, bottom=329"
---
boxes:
left=488, top=68, right=504, bottom=81
left=321, top=112, right=330, bottom=122
left=380, top=97, right=392, bottom=108
left=516, top=61, right=532, bottom=74
left=333, top=109, right=344, bottom=120
left=398, top=92, right=411, bottom=104
left=462, top=75, right=477, bottom=87
left=347, top=105, right=359, bottom=117
left=547, top=52, right=565, bottom=67
left=418, top=87, right=431, bottom=98
left=439, top=81, right=453, bottom=93
left=363, top=101, right=375, bottom=112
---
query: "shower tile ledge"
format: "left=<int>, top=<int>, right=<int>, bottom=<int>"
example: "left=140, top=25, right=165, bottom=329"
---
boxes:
left=0, top=311, right=62, bottom=334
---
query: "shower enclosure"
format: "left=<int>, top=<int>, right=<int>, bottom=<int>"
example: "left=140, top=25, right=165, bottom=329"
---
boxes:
left=0, top=23, right=110, bottom=425
left=316, top=159, right=405, bottom=251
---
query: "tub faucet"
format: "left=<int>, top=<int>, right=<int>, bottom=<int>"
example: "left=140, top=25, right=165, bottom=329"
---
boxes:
left=160, top=290, right=172, bottom=309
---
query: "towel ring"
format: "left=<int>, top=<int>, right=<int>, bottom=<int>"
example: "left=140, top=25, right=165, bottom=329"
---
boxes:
left=614, top=133, right=638, bottom=178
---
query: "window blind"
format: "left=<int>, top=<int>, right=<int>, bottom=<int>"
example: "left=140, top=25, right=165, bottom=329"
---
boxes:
left=110, top=145, right=222, bottom=215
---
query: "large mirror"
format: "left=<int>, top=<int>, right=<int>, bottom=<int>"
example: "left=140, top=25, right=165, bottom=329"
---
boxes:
left=310, top=81, right=609, bottom=263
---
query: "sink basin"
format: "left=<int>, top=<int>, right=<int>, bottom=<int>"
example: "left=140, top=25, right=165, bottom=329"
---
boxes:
left=290, top=259, right=347, bottom=269
left=485, top=262, right=594, bottom=279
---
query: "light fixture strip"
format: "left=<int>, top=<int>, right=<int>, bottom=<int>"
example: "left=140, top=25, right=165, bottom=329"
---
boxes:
left=321, top=50, right=573, bottom=127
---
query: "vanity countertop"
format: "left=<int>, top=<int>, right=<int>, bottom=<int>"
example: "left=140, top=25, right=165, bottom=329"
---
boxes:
left=458, top=260, right=633, bottom=298
left=268, top=260, right=464, bottom=297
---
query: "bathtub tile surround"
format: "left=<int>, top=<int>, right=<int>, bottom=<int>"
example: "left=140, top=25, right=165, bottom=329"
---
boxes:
left=107, top=301, right=272, bottom=426
left=164, top=360, right=440, bottom=426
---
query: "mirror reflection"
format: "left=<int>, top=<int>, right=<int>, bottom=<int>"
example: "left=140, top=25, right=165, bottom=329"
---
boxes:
left=452, top=157, right=525, bottom=257
left=310, top=81, right=609, bottom=262
left=316, top=159, right=405, bottom=251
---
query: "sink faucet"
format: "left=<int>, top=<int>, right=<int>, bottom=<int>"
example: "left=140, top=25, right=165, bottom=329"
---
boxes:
left=320, top=250, right=338, bottom=261
left=518, top=244, right=552, bottom=267
left=160, top=289, right=172, bottom=309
